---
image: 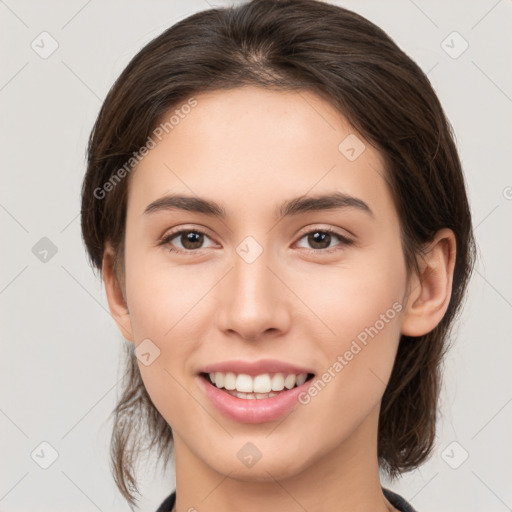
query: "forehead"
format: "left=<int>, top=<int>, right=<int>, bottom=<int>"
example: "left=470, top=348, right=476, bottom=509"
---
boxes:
left=128, top=86, right=393, bottom=220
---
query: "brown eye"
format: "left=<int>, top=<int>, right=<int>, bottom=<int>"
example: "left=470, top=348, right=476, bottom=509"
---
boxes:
left=307, top=231, right=333, bottom=250
left=296, top=228, right=353, bottom=253
left=178, top=231, right=204, bottom=250
left=161, top=229, right=215, bottom=253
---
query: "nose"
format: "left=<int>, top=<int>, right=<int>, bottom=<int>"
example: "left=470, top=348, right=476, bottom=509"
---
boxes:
left=214, top=242, right=291, bottom=342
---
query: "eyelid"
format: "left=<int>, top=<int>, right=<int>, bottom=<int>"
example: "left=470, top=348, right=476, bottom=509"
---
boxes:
left=295, top=224, right=354, bottom=242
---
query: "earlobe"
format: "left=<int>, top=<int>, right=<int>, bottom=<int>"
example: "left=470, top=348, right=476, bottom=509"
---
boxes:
left=401, top=228, right=457, bottom=337
left=102, top=242, right=135, bottom=342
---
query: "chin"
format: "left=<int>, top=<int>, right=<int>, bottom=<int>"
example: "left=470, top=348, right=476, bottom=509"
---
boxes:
left=201, top=440, right=319, bottom=483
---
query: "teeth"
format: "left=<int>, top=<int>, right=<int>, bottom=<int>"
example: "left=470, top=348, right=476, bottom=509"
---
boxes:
left=224, top=372, right=236, bottom=390
left=284, top=374, right=296, bottom=389
left=214, top=372, right=224, bottom=388
left=253, top=374, right=272, bottom=393
left=236, top=374, right=254, bottom=392
left=271, top=373, right=285, bottom=391
left=228, top=390, right=279, bottom=400
left=296, top=373, right=307, bottom=386
left=208, top=372, right=309, bottom=393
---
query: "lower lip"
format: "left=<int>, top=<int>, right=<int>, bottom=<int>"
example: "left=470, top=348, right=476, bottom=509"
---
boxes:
left=197, top=375, right=313, bottom=424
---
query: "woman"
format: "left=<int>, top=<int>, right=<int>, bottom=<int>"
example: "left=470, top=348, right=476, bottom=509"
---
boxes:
left=80, top=1, right=475, bottom=510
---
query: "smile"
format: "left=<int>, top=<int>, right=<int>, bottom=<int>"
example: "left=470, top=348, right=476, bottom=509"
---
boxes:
left=197, top=371, right=315, bottom=423
left=204, top=371, right=311, bottom=399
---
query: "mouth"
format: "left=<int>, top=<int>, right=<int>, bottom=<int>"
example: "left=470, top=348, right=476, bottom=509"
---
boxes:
left=197, top=369, right=316, bottom=423
left=199, top=371, right=316, bottom=400
left=196, top=359, right=317, bottom=423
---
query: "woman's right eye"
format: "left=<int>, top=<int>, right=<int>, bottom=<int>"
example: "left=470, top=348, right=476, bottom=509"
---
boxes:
left=161, top=229, right=216, bottom=253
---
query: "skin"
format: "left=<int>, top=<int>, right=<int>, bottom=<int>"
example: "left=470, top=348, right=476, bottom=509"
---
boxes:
left=102, top=86, right=456, bottom=512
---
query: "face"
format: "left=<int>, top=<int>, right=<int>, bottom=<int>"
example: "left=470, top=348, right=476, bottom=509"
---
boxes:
left=119, top=86, right=409, bottom=481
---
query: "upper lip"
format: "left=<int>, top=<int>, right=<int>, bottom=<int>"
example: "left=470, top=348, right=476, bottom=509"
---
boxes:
left=199, top=359, right=315, bottom=376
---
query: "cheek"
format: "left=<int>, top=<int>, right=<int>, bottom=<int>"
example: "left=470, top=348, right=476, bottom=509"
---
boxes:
left=293, top=246, right=406, bottom=341
left=292, top=247, right=406, bottom=408
left=122, top=247, right=218, bottom=415
left=124, top=241, right=213, bottom=339
left=123, top=257, right=208, bottom=430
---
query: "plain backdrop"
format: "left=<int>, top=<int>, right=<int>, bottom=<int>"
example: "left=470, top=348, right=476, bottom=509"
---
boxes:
left=0, top=1, right=511, bottom=511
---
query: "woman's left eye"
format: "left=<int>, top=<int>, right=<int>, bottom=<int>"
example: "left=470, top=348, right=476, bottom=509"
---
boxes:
left=295, top=229, right=353, bottom=252
left=160, top=228, right=353, bottom=254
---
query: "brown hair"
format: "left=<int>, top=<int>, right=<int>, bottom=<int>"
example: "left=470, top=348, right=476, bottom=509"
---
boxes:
left=80, top=0, right=475, bottom=507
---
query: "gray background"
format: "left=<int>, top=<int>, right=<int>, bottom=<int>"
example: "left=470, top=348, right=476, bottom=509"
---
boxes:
left=1, top=1, right=511, bottom=511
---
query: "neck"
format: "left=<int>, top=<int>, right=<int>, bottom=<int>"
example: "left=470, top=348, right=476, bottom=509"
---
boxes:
left=172, top=406, right=394, bottom=512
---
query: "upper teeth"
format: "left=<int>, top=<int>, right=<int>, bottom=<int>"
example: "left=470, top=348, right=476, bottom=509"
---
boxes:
left=209, top=372, right=308, bottom=393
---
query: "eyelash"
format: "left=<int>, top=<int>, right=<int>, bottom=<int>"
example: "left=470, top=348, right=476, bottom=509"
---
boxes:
left=159, top=227, right=354, bottom=255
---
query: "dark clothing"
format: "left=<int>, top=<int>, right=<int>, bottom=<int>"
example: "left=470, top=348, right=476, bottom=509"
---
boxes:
left=156, top=486, right=417, bottom=511
left=383, top=487, right=418, bottom=512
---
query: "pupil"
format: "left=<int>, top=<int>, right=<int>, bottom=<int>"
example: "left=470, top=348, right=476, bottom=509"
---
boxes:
left=183, top=231, right=203, bottom=249
left=310, top=231, right=330, bottom=249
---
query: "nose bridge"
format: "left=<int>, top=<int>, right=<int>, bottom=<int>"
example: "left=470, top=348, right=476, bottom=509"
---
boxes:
left=215, top=234, right=288, bottom=340
left=231, top=237, right=276, bottom=314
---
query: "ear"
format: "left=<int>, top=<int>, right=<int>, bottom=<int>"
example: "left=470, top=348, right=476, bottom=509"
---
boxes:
left=102, top=241, right=135, bottom=342
left=401, top=228, right=456, bottom=337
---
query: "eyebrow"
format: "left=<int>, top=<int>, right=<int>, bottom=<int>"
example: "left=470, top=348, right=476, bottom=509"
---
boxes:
left=144, top=192, right=374, bottom=219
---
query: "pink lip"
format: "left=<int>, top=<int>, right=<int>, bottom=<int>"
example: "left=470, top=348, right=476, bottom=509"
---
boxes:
left=196, top=373, right=314, bottom=424
left=199, top=358, right=314, bottom=376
